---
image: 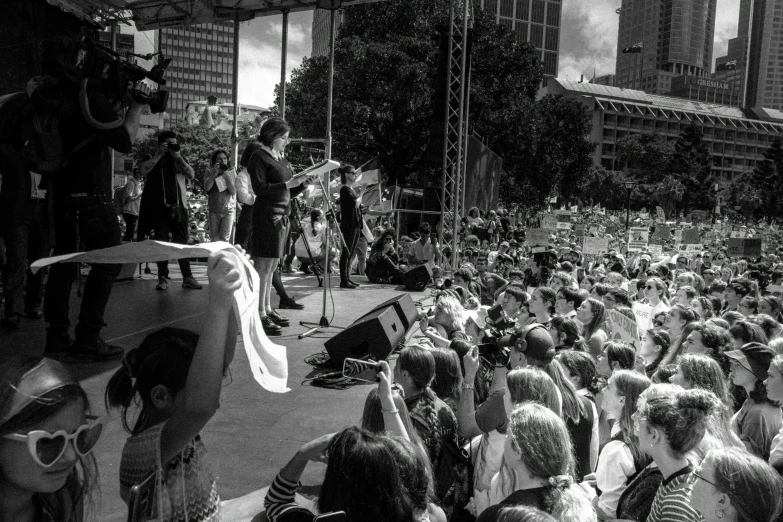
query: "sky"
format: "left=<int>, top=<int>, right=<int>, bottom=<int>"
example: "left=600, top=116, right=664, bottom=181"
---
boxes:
left=126, top=0, right=742, bottom=108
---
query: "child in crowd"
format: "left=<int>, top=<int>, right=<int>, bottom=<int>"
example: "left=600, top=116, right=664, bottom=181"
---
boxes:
left=106, top=250, right=243, bottom=522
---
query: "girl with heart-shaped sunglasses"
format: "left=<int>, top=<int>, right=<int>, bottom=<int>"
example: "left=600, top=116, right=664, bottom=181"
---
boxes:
left=0, top=357, right=99, bottom=521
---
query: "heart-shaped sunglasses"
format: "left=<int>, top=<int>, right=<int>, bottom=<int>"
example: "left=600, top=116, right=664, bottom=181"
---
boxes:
left=2, top=415, right=106, bottom=468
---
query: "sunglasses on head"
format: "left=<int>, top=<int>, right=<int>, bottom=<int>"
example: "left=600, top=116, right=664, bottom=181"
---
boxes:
left=2, top=415, right=105, bottom=468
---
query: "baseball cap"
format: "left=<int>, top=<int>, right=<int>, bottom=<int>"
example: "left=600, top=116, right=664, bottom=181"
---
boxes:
left=724, top=342, right=776, bottom=381
left=500, top=241, right=510, bottom=248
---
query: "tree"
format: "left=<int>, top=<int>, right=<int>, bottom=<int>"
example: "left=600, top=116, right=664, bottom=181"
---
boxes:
left=131, top=123, right=233, bottom=188
left=752, top=138, right=783, bottom=220
left=669, top=123, right=714, bottom=212
left=279, top=0, right=544, bottom=192
left=730, top=173, right=764, bottom=220
left=580, top=166, right=631, bottom=210
left=615, top=133, right=680, bottom=214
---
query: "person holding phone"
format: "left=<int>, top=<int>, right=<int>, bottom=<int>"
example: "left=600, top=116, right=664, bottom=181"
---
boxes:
left=203, top=149, right=237, bottom=242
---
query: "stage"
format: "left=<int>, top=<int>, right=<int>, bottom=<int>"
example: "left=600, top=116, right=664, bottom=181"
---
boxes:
left=0, top=266, right=427, bottom=521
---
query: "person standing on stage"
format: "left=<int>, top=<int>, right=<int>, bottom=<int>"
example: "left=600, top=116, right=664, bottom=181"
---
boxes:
left=203, top=149, right=237, bottom=242
left=247, top=118, right=315, bottom=336
left=338, top=164, right=362, bottom=289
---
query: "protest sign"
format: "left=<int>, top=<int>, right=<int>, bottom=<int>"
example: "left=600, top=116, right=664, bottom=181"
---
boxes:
left=588, top=225, right=599, bottom=235
left=606, top=309, right=640, bottom=348
left=681, top=228, right=701, bottom=245
left=582, top=237, right=609, bottom=255
left=654, top=224, right=671, bottom=241
left=574, top=224, right=586, bottom=237
left=648, top=244, right=663, bottom=256
left=526, top=228, right=551, bottom=253
left=557, top=222, right=572, bottom=230
left=632, top=302, right=653, bottom=333
left=678, top=244, right=703, bottom=254
left=541, top=214, right=558, bottom=230
left=656, top=206, right=665, bottom=222
left=726, top=238, right=762, bottom=257
left=628, top=227, right=649, bottom=252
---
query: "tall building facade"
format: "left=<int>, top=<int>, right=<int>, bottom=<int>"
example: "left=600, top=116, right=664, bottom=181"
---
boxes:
left=714, top=0, right=783, bottom=110
left=154, top=23, right=235, bottom=126
left=311, top=8, right=345, bottom=57
left=478, top=0, right=562, bottom=82
left=615, top=0, right=717, bottom=94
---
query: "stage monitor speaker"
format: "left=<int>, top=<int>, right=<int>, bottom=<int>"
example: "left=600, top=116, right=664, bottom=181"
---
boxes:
left=360, top=293, right=419, bottom=332
left=403, top=264, right=433, bottom=291
left=325, top=307, right=405, bottom=367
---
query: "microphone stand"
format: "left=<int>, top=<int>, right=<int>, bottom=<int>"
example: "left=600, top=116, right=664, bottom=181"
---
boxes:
left=299, top=174, right=350, bottom=338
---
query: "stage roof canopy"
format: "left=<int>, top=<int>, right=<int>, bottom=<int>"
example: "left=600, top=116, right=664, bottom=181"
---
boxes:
left=47, top=0, right=387, bottom=29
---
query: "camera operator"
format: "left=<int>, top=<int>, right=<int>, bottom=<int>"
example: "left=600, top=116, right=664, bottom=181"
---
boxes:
left=203, top=149, right=236, bottom=243
left=137, top=131, right=202, bottom=291
left=0, top=40, right=152, bottom=358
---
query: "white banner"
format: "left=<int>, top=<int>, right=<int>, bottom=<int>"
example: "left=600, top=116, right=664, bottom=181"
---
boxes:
left=632, top=302, right=653, bottom=333
left=582, top=237, right=609, bottom=255
left=32, top=241, right=290, bottom=393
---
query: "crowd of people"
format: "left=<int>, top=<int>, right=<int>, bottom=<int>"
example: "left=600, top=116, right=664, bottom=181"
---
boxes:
left=6, top=115, right=783, bottom=522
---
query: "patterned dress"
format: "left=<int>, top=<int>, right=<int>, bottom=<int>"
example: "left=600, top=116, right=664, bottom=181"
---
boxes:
left=120, top=422, right=220, bottom=522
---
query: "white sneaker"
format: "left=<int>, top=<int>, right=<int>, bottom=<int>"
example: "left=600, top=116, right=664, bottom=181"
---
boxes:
left=156, top=277, right=168, bottom=291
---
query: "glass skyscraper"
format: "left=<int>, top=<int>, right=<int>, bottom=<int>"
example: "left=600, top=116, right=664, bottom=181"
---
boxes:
left=615, top=0, right=717, bottom=94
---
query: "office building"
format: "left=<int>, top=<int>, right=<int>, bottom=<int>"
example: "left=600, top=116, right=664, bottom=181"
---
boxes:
left=478, top=0, right=562, bottom=83
left=154, top=23, right=235, bottom=126
left=668, top=76, right=741, bottom=106
left=592, top=74, right=616, bottom=87
left=544, top=79, right=783, bottom=183
left=713, top=0, right=783, bottom=110
left=311, top=8, right=344, bottom=57
left=615, top=0, right=717, bottom=95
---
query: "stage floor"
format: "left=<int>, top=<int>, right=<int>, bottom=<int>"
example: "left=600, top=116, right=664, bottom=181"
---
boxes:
left=0, top=266, right=429, bottom=521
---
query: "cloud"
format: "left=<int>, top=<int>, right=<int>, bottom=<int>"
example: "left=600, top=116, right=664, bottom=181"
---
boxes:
left=558, top=0, right=741, bottom=81
left=557, top=0, right=620, bottom=81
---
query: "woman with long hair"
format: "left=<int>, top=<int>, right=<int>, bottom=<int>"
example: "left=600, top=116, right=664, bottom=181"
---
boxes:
left=726, top=343, right=783, bottom=460
left=639, top=328, right=671, bottom=378
left=596, top=342, right=636, bottom=377
left=247, top=118, right=315, bottom=335
left=366, top=229, right=404, bottom=284
left=505, top=367, right=562, bottom=416
left=528, top=287, right=556, bottom=327
left=430, top=347, right=464, bottom=414
left=0, top=358, right=101, bottom=522
left=589, top=370, right=652, bottom=519
left=295, top=208, right=328, bottom=276
left=634, top=387, right=720, bottom=522
left=729, top=320, right=769, bottom=349
left=670, top=354, right=744, bottom=454
left=576, top=298, right=608, bottom=358
left=478, top=403, right=596, bottom=522
left=642, top=277, right=670, bottom=317
left=690, top=296, right=714, bottom=322
left=420, top=294, right=470, bottom=347
left=394, top=346, right=468, bottom=514
left=759, top=295, right=783, bottom=323
left=549, top=316, right=586, bottom=352
left=691, top=447, right=783, bottom=522
left=662, top=304, right=698, bottom=363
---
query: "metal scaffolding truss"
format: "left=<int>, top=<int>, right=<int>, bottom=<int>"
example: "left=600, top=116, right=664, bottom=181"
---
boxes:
left=440, top=0, right=472, bottom=268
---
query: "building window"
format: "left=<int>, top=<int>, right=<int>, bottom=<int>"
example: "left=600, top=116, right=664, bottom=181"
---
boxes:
left=516, top=0, right=529, bottom=20
left=546, top=2, right=560, bottom=26
left=500, top=0, right=513, bottom=17
left=531, top=0, right=545, bottom=23
left=544, top=51, right=557, bottom=75
left=545, top=27, right=558, bottom=51
left=516, top=23, right=529, bottom=43
left=530, top=24, right=544, bottom=47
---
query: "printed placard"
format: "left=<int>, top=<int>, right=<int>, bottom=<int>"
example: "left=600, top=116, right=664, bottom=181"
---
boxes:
left=632, top=302, right=653, bottom=333
left=726, top=238, right=762, bottom=257
left=628, top=227, right=649, bottom=252
left=606, top=308, right=641, bottom=348
left=526, top=228, right=550, bottom=253
left=541, top=214, right=558, bottom=230
left=582, top=237, right=609, bottom=255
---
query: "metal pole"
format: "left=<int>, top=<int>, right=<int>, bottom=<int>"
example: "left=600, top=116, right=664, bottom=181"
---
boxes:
left=461, top=63, right=471, bottom=215
left=742, top=0, right=754, bottom=108
left=322, top=7, right=338, bottom=324
left=110, top=22, right=117, bottom=188
left=231, top=17, right=240, bottom=167
left=452, top=0, right=469, bottom=271
left=280, top=9, right=289, bottom=119
left=437, top=4, right=454, bottom=269
left=626, top=189, right=631, bottom=230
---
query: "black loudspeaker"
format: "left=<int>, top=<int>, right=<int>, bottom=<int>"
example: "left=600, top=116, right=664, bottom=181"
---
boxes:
left=325, top=307, right=405, bottom=367
left=360, top=293, right=419, bottom=331
left=403, top=264, right=433, bottom=291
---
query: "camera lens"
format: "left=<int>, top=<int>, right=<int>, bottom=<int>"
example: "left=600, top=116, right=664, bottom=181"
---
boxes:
left=219, top=163, right=228, bottom=172
left=168, top=143, right=181, bottom=152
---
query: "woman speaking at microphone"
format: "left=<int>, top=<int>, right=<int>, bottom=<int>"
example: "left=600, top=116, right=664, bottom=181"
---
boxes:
left=247, top=117, right=314, bottom=336
left=338, top=164, right=363, bottom=289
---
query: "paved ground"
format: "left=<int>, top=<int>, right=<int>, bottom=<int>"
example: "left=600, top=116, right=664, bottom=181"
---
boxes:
left=1, top=264, right=430, bottom=521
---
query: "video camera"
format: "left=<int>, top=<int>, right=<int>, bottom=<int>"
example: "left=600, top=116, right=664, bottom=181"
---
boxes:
left=47, top=36, right=171, bottom=114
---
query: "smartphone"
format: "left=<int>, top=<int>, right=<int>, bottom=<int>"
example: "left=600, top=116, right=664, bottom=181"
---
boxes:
left=315, top=512, right=347, bottom=522
left=126, top=471, right=157, bottom=522
left=342, top=357, right=381, bottom=383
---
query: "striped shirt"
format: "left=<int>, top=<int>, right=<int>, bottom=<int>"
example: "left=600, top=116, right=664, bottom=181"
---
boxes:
left=264, top=473, right=311, bottom=521
left=646, top=466, right=702, bottom=522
